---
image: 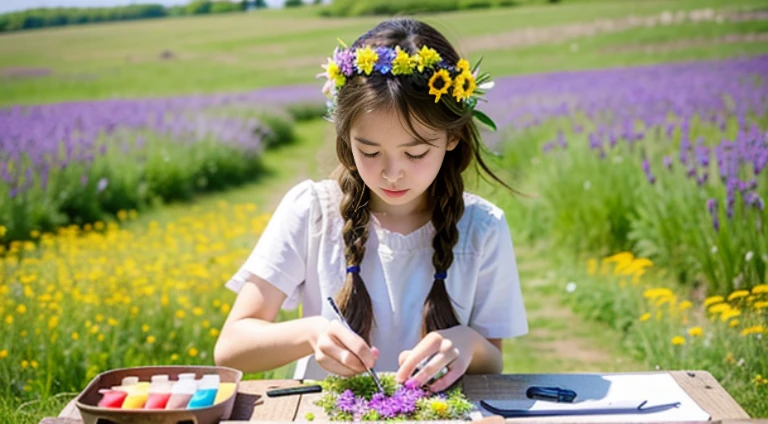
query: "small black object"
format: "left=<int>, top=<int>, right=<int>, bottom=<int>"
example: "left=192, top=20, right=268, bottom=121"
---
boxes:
left=525, top=386, right=577, bottom=403
left=266, top=385, right=323, bottom=397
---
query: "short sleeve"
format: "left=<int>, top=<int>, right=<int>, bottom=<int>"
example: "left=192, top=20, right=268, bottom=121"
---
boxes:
left=468, top=211, right=528, bottom=339
left=224, top=179, right=316, bottom=310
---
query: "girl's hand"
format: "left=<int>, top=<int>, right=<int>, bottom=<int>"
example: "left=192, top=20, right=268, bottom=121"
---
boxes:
left=309, top=317, right=380, bottom=376
left=395, top=326, right=477, bottom=392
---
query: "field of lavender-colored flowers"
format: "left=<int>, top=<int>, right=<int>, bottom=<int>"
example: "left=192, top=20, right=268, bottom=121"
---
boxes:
left=483, top=55, right=767, bottom=294
left=0, top=85, right=323, bottom=242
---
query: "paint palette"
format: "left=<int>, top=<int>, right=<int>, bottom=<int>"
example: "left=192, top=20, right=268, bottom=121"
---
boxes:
left=75, top=365, right=242, bottom=424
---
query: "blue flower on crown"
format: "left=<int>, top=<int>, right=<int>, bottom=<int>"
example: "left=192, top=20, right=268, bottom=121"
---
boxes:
left=374, top=47, right=395, bottom=75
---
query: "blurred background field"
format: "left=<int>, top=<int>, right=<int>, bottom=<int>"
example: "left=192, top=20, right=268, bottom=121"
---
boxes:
left=1, top=0, right=767, bottom=422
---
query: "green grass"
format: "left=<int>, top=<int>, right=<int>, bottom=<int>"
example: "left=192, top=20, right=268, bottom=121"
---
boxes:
left=2, top=0, right=767, bottom=105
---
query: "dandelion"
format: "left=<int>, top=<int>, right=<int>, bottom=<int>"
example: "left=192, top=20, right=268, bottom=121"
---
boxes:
left=754, top=301, right=768, bottom=310
left=146, top=335, right=156, bottom=344
left=16, top=304, right=27, bottom=314
left=727, top=290, right=749, bottom=301
left=687, top=327, right=703, bottom=337
left=671, top=336, right=685, bottom=345
left=752, top=284, right=768, bottom=294
left=741, top=325, right=765, bottom=336
left=720, top=309, right=741, bottom=322
left=643, top=288, right=674, bottom=299
left=5, top=315, right=13, bottom=325
left=192, top=307, right=204, bottom=317
left=678, top=301, right=692, bottom=311
left=708, top=303, right=730, bottom=314
left=0, top=350, right=7, bottom=359
left=587, top=259, right=598, bottom=275
left=142, top=324, right=150, bottom=332
left=729, top=319, right=739, bottom=327
left=188, top=347, right=198, bottom=357
left=754, top=375, right=768, bottom=386
left=170, top=354, right=179, bottom=362
left=21, top=360, right=29, bottom=369
left=176, top=310, right=186, bottom=319
left=704, top=295, right=724, bottom=306
left=209, top=328, right=220, bottom=337
left=71, top=332, right=79, bottom=340
left=640, top=312, right=651, bottom=322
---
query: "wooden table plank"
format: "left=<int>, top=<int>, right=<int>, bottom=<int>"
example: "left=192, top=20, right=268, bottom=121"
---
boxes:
left=669, top=371, right=749, bottom=420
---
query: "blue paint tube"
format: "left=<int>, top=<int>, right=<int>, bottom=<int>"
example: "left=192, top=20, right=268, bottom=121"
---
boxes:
left=186, top=374, right=220, bottom=409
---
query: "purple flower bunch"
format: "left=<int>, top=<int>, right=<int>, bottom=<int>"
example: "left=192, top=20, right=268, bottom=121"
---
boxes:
left=335, top=381, right=425, bottom=420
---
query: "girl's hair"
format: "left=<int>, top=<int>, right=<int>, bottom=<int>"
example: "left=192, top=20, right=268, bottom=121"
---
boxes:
left=332, top=17, right=512, bottom=343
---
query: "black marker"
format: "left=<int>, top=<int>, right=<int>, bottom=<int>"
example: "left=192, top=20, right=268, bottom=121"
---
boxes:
left=266, top=385, right=323, bottom=397
left=525, top=386, right=577, bottom=403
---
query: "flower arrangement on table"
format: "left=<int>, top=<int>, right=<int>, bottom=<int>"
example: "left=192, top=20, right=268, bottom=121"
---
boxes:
left=310, top=373, right=473, bottom=421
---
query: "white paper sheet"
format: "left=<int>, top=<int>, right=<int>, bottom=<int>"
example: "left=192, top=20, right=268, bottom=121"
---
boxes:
left=472, top=373, right=711, bottom=422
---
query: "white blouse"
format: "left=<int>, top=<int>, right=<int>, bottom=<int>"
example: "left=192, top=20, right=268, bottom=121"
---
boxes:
left=225, top=179, right=528, bottom=380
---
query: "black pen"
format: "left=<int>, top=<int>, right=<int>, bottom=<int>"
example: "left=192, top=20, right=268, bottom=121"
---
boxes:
left=526, top=386, right=577, bottom=403
left=326, top=297, right=384, bottom=392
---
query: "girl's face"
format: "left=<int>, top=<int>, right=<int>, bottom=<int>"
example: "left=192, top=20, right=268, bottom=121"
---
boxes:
left=349, top=107, right=458, bottom=215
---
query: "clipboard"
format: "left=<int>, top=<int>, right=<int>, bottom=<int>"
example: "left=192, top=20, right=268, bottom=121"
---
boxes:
left=479, top=399, right=682, bottom=417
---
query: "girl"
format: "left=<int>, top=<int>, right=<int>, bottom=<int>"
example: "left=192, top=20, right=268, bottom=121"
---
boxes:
left=214, top=17, right=527, bottom=392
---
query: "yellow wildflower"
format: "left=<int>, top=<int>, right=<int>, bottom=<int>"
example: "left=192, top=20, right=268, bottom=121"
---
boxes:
left=188, top=347, right=199, bottom=357
left=451, top=71, right=476, bottom=102
left=391, top=46, right=415, bottom=75
left=704, top=295, right=724, bottom=306
left=0, top=225, right=6, bottom=237
left=71, top=332, right=79, bottom=341
left=117, top=210, right=128, bottom=221
left=354, top=46, right=378, bottom=75
left=170, top=354, right=179, bottom=362
left=643, top=288, right=673, bottom=299
left=21, top=360, right=29, bottom=369
left=428, top=69, right=452, bottom=103
left=752, top=284, right=768, bottom=294
left=671, top=336, right=685, bottom=345
left=146, top=335, right=156, bottom=344
left=202, top=320, right=211, bottom=328
left=729, top=319, right=739, bottom=327
left=31, top=360, right=38, bottom=369
left=720, top=309, right=741, bottom=322
left=741, top=325, right=765, bottom=336
left=176, top=310, right=186, bottom=319
left=678, top=301, right=693, bottom=311
left=687, top=327, right=703, bottom=337
left=708, top=303, right=730, bottom=314
left=639, top=312, right=651, bottom=322
left=754, top=301, right=768, bottom=310
left=727, top=290, right=749, bottom=301
left=724, top=352, right=735, bottom=364
left=16, top=304, right=27, bottom=314
left=415, top=46, right=441, bottom=72
left=5, top=315, right=13, bottom=325
left=210, top=328, right=220, bottom=337
left=97, top=334, right=105, bottom=342
left=142, top=324, right=150, bottom=332
left=192, top=307, right=204, bottom=317
left=754, top=375, right=768, bottom=386
left=604, top=251, right=634, bottom=264
left=0, top=350, right=7, bottom=359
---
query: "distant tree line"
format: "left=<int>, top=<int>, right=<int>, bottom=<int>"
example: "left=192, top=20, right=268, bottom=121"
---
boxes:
left=0, top=0, right=270, bottom=33
left=322, top=0, right=559, bottom=17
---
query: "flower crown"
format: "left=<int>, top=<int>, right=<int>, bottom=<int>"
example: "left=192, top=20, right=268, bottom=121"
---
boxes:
left=317, top=40, right=497, bottom=131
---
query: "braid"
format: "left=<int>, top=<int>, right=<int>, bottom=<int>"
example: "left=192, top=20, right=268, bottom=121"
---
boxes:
left=422, top=158, right=464, bottom=336
left=335, top=166, right=375, bottom=343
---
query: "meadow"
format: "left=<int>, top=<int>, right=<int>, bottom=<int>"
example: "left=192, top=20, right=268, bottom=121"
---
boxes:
left=2, top=0, right=768, bottom=421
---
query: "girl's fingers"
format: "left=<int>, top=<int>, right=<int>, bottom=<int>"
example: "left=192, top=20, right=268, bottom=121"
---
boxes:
left=328, top=320, right=377, bottom=369
left=315, top=347, right=359, bottom=376
left=316, top=331, right=367, bottom=374
left=396, top=334, right=442, bottom=383
left=398, top=350, right=411, bottom=367
left=409, top=350, right=454, bottom=386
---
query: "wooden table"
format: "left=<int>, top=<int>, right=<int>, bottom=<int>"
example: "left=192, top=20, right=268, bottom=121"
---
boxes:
left=41, top=371, right=755, bottom=424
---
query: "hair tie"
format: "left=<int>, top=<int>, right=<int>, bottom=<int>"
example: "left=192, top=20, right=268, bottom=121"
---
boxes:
left=347, top=265, right=360, bottom=273
left=434, top=272, right=447, bottom=280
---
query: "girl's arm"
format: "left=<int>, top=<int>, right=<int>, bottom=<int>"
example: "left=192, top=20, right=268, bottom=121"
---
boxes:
left=214, top=275, right=326, bottom=372
left=214, top=274, right=378, bottom=375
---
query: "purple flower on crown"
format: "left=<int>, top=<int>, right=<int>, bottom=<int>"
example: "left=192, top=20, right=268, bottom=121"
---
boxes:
left=334, top=48, right=355, bottom=77
left=374, top=47, right=395, bottom=74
